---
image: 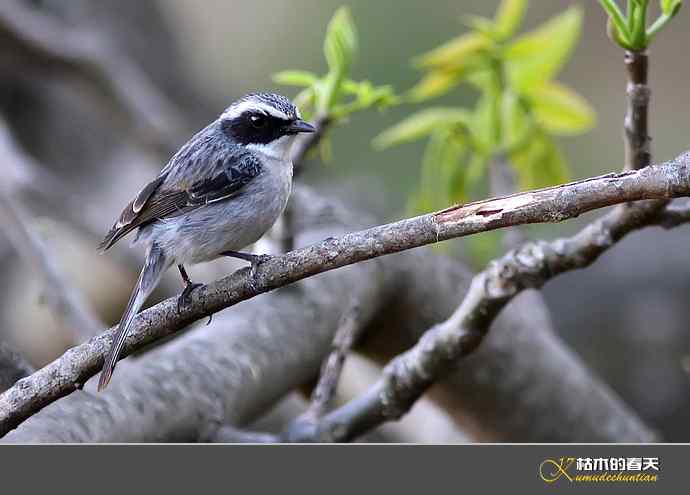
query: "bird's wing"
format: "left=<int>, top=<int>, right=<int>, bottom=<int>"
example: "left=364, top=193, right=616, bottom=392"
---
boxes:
left=98, top=149, right=262, bottom=251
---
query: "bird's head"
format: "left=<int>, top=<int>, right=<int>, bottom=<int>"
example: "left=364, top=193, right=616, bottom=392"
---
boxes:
left=219, top=92, right=315, bottom=160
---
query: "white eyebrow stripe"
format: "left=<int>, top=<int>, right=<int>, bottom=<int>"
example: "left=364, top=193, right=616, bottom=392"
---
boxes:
left=221, top=101, right=290, bottom=121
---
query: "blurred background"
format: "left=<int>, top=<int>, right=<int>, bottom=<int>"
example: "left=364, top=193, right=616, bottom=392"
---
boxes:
left=1, top=0, right=689, bottom=441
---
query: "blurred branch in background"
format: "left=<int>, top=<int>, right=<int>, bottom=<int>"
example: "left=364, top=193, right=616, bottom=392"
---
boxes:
left=3, top=153, right=690, bottom=434
left=0, top=0, right=187, bottom=153
left=0, top=179, right=104, bottom=343
left=292, top=198, right=690, bottom=442
left=0, top=186, right=660, bottom=442
left=0, top=0, right=688, bottom=444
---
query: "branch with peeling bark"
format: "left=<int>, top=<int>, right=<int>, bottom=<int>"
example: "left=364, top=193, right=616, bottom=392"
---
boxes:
left=1, top=152, right=690, bottom=438
left=0, top=186, right=657, bottom=442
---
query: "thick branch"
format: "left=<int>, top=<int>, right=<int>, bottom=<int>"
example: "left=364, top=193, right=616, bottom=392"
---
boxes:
left=303, top=195, right=689, bottom=441
left=2, top=152, right=690, bottom=437
left=1, top=185, right=658, bottom=442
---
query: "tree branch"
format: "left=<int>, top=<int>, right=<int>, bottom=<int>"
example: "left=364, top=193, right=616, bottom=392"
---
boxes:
left=280, top=114, right=331, bottom=253
left=306, top=300, right=363, bottom=419
left=2, top=152, right=690, bottom=437
left=293, top=194, right=690, bottom=440
left=624, top=50, right=651, bottom=170
left=281, top=300, right=364, bottom=440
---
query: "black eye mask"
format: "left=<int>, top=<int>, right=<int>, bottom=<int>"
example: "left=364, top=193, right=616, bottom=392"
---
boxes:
left=221, top=112, right=291, bottom=145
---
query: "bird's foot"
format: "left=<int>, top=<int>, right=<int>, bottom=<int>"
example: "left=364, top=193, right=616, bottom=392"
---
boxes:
left=249, top=254, right=273, bottom=279
left=221, top=251, right=273, bottom=291
left=177, top=282, right=203, bottom=313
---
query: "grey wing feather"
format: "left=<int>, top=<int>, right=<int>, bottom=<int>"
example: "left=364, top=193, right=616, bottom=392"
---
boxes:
left=98, top=142, right=262, bottom=252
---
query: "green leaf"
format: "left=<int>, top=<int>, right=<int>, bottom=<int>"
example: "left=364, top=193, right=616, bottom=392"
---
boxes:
left=272, top=70, right=318, bottom=87
left=406, top=70, right=463, bottom=101
left=528, top=82, right=596, bottom=135
left=413, top=33, right=490, bottom=69
left=324, top=7, right=357, bottom=75
left=607, top=17, right=634, bottom=49
left=647, top=1, right=682, bottom=41
left=510, top=134, right=570, bottom=190
left=661, top=0, right=683, bottom=16
left=321, top=7, right=358, bottom=112
left=461, top=15, right=498, bottom=37
left=494, top=0, right=528, bottom=39
left=506, top=6, right=583, bottom=90
left=373, top=108, right=471, bottom=149
left=599, top=0, right=633, bottom=47
left=629, top=0, right=648, bottom=48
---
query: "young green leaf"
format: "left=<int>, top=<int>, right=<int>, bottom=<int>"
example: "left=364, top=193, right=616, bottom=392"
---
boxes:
left=373, top=107, right=471, bottom=149
left=506, top=6, right=583, bottom=90
left=461, top=15, right=499, bottom=38
left=599, top=0, right=633, bottom=47
left=647, top=1, right=682, bottom=41
left=528, top=82, right=596, bottom=135
left=413, top=33, right=490, bottom=69
left=661, top=0, right=683, bottom=15
left=324, top=6, right=357, bottom=75
left=272, top=70, right=318, bottom=87
left=406, top=70, right=464, bottom=101
left=494, top=0, right=528, bottom=39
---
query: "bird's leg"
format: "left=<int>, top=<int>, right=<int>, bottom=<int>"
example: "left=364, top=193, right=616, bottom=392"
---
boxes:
left=220, top=250, right=273, bottom=289
left=177, top=264, right=203, bottom=313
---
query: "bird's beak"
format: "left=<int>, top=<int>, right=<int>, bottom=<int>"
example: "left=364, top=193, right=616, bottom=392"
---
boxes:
left=288, top=119, right=316, bottom=133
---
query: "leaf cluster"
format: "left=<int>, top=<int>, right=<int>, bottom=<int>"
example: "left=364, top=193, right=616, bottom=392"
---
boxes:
left=273, top=7, right=398, bottom=122
left=374, top=0, right=595, bottom=213
left=599, top=0, right=682, bottom=50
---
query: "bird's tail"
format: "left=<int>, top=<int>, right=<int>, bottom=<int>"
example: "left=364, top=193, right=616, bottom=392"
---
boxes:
left=98, top=244, right=167, bottom=391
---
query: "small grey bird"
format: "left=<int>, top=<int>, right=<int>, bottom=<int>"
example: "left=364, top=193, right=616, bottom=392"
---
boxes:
left=97, top=92, right=315, bottom=390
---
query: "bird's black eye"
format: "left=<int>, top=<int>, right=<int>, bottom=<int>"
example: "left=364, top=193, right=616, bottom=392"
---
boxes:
left=249, top=113, right=266, bottom=129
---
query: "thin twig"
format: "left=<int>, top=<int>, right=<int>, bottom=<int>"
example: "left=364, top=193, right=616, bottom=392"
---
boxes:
left=624, top=50, right=651, bottom=170
left=280, top=115, right=331, bottom=252
left=281, top=300, right=364, bottom=441
left=306, top=301, right=363, bottom=419
left=291, top=114, right=330, bottom=178
left=300, top=196, right=690, bottom=441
